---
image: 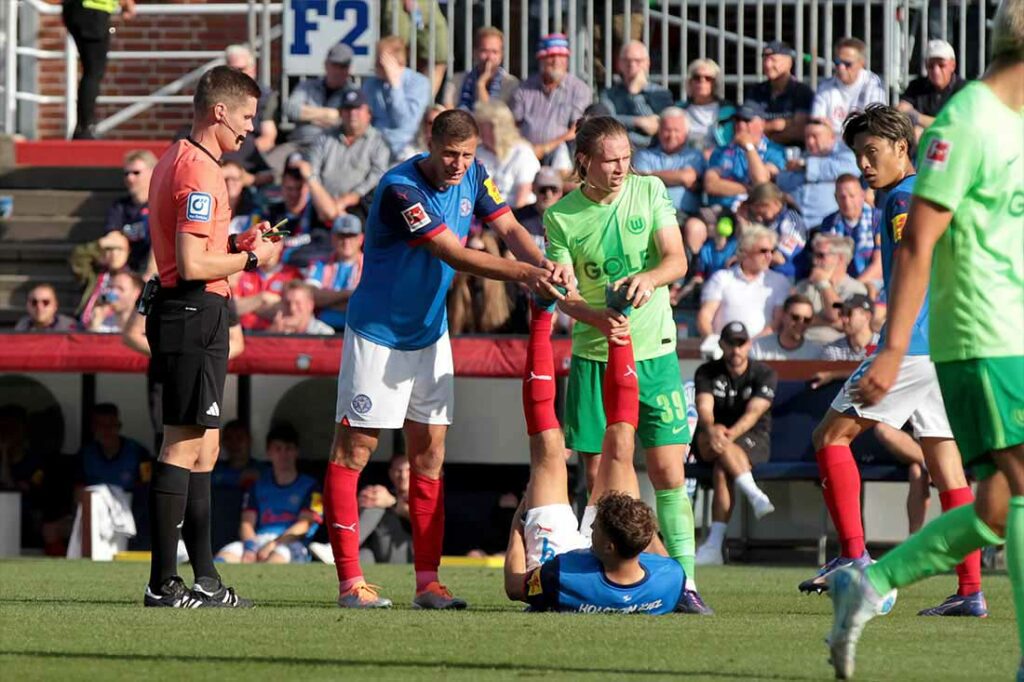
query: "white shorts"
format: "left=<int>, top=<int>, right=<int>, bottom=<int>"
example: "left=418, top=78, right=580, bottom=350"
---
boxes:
left=831, top=354, right=953, bottom=439
left=218, top=532, right=293, bottom=562
left=336, top=327, right=454, bottom=428
left=524, top=504, right=591, bottom=571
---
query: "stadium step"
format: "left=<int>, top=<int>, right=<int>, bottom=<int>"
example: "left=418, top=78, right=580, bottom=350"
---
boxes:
left=13, top=139, right=168, bottom=168
left=0, top=216, right=107, bottom=243
left=0, top=166, right=124, bottom=191
left=0, top=189, right=120, bottom=218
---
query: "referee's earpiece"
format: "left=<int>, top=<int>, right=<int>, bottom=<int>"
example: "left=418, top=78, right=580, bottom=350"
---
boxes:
left=218, top=116, right=246, bottom=145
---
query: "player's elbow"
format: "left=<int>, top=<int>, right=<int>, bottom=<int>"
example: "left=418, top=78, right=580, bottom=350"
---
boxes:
left=504, top=572, right=525, bottom=602
left=177, top=254, right=201, bottom=282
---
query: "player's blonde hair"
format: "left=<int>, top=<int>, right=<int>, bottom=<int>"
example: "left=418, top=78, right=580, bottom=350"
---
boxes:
left=572, top=115, right=633, bottom=184
left=474, top=100, right=525, bottom=162
left=992, top=0, right=1024, bottom=62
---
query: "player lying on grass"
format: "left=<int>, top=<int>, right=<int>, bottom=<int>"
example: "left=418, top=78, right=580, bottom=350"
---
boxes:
left=503, top=294, right=687, bottom=614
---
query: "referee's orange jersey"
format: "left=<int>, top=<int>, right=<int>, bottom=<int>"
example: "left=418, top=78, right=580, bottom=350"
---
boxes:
left=150, top=139, right=231, bottom=297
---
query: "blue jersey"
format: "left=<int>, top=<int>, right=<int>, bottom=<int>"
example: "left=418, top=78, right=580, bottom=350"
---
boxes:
left=525, top=549, right=685, bottom=614
left=79, top=437, right=150, bottom=490
left=698, top=237, right=738, bottom=279
left=877, top=174, right=929, bottom=356
left=820, top=206, right=877, bottom=278
left=707, top=138, right=787, bottom=208
left=243, top=471, right=323, bottom=537
left=346, top=155, right=510, bottom=350
left=305, top=256, right=361, bottom=330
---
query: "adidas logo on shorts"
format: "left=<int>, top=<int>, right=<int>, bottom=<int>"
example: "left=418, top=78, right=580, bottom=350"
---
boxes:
left=206, top=402, right=220, bottom=417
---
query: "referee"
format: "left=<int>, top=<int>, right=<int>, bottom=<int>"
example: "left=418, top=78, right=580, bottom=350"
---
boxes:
left=144, top=66, right=278, bottom=608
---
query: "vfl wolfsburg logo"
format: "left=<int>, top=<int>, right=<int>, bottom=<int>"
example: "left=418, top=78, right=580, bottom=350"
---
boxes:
left=626, top=216, right=645, bottom=234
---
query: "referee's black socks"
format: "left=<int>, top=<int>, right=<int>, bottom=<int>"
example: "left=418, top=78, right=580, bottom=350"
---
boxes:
left=182, top=471, right=220, bottom=585
left=149, top=461, right=190, bottom=591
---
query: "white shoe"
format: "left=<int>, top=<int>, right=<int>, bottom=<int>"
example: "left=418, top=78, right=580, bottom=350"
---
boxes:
left=695, top=542, right=724, bottom=566
left=308, top=542, right=335, bottom=564
left=750, top=494, right=775, bottom=520
left=826, top=566, right=882, bottom=679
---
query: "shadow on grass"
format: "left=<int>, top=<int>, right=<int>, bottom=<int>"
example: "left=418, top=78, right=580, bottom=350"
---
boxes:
left=0, top=597, right=520, bottom=612
left=0, top=650, right=818, bottom=679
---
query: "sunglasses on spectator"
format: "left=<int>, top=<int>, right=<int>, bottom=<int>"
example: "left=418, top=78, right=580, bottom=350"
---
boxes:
left=833, top=58, right=856, bottom=68
left=29, top=298, right=53, bottom=307
left=789, top=314, right=813, bottom=324
left=538, top=186, right=560, bottom=195
left=812, top=250, right=832, bottom=259
left=752, top=247, right=773, bottom=255
left=690, top=74, right=715, bottom=82
left=123, top=169, right=142, bottom=177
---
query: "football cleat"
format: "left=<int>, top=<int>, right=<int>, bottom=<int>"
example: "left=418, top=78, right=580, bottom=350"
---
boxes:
left=799, top=551, right=871, bottom=595
left=337, top=581, right=392, bottom=609
left=144, top=576, right=204, bottom=609
left=694, top=542, right=724, bottom=566
left=917, top=591, right=988, bottom=618
left=826, top=566, right=882, bottom=680
left=192, top=577, right=254, bottom=608
left=412, top=581, right=467, bottom=610
left=676, top=588, right=714, bottom=615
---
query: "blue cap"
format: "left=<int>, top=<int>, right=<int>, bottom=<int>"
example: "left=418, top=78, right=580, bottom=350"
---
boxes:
left=339, top=88, right=367, bottom=109
left=733, top=102, right=768, bottom=121
left=332, top=214, right=362, bottom=235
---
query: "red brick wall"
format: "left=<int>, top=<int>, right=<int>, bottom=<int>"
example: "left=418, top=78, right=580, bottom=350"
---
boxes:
left=35, top=0, right=281, bottom=140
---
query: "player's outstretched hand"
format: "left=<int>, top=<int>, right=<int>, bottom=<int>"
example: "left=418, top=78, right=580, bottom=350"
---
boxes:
left=542, top=259, right=576, bottom=294
left=525, top=265, right=567, bottom=302
left=613, top=273, right=658, bottom=309
left=595, top=308, right=630, bottom=346
left=852, top=348, right=901, bottom=406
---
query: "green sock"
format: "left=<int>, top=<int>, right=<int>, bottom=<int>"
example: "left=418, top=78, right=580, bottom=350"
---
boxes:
left=866, top=503, right=1004, bottom=596
left=656, top=486, right=696, bottom=584
left=1007, top=497, right=1024, bottom=654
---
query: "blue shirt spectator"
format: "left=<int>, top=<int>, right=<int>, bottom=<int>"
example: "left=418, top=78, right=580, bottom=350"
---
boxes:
left=305, top=215, right=364, bottom=331
left=77, top=404, right=150, bottom=491
left=599, top=41, right=674, bottom=149
left=698, top=235, right=739, bottom=280
left=819, top=175, right=878, bottom=279
left=775, top=118, right=859, bottom=228
left=362, top=36, right=432, bottom=161
left=746, top=182, right=809, bottom=280
left=705, top=104, right=786, bottom=209
left=633, top=108, right=706, bottom=216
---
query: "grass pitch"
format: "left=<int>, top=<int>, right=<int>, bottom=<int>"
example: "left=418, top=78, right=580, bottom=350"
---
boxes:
left=0, top=559, right=1015, bottom=681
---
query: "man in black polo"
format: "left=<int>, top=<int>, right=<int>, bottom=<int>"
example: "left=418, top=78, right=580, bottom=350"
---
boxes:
left=693, top=321, right=778, bottom=565
left=745, top=41, right=815, bottom=147
left=898, top=40, right=966, bottom=140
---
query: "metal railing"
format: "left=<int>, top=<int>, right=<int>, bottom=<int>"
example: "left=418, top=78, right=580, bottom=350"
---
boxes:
left=2, top=0, right=280, bottom=138
left=1, top=0, right=997, bottom=140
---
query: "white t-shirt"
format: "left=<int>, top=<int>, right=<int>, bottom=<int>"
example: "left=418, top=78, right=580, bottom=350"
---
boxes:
left=812, top=70, right=888, bottom=133
left=701, top=265, right=790, bottom=336
left=477, top=141, right=542, bottom=206
left=822, top=332, right=880, bottom=361
left=751, top=334, right=825, bottom=360
left=684, top=101, right=720, bottom=151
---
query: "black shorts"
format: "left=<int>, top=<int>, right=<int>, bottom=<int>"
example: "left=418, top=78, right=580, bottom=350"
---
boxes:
left=145, top=285, right=229, bottom=429
left=694, top=428, right=771, bottom=466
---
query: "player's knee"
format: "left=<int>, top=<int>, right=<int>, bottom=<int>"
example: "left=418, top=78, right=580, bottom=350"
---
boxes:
left=602, top=425, right=634, bottom=463
left=412, top=442, right=446, bottom=474
left=647, top=459, right=684, bottom=490
left=330, top=432, right=372, bottom=470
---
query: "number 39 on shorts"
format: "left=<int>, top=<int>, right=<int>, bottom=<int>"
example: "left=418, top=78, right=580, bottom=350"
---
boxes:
left=656, top=391, right=687, bottom=423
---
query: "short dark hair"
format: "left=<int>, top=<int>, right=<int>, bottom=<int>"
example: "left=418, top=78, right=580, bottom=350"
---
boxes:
left=193, top=65, right=260, bottom=115
left=842, top=104, right=915, bottom=156
left=432, top=109, right=479, bottom=145
left=92, top=403, right=119, bottom=420
left=784, top=293, right=814, bottom=311
left=595, top=492, right=657, bottom=559
left=282, top=166, right=305, bottom=184
left=266, top=422, right=299, bottom=447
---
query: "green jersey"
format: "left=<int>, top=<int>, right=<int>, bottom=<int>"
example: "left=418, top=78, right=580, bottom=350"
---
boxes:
left=544, top=174, right=678, bottom=362
left=913, top=81, right=1024, bottom=363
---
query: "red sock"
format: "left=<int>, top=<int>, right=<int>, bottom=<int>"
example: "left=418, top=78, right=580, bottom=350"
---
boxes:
left=523, top=306, right=560, bottom=435
left=410, top=471, right=445, bottom=591
left=816, top=445, right=865, bottom=558
left=940, top=487, right=982, bottom=596
left=603, top=337, right=639, bottom=428
left=324, top=462, right=363, bottom=587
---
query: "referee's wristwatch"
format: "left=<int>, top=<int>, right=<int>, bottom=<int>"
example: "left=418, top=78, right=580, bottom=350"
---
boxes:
left=244, top=250, right=259, bottom=272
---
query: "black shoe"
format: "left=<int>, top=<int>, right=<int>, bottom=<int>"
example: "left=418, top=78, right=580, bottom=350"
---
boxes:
left=192, top=577, right=254, bottom=608
left=144, top=576, right=204, bottom=608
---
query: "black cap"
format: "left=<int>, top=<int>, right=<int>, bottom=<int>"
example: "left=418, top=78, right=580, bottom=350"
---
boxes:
left=763, top=40, right=797, bottom=58
left=733, top=102, right=768, bottom=121
left=833, top=293, right=874, bottom=313
left=720, top=321, right=751, bottom=345
left=339, top=88, right=367, bottom=109
left=327, top=43, right=354, bottom=65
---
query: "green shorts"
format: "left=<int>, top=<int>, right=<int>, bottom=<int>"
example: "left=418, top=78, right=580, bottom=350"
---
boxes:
left=564, top=353, right=691, bottom=454
left=935, top=356, right=1024, bottom=481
